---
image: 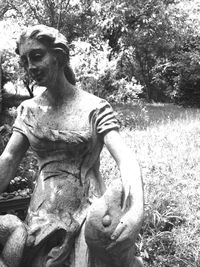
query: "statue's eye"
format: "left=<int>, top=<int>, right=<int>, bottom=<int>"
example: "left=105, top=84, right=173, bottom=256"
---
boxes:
left=29, top=49, right=45, bottom=62
left=31, top=52, right=44, bottom=62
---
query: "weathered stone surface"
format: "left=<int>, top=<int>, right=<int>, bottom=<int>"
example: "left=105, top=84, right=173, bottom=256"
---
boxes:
left=0, top=214, right=27, bottom=267
left=85, top=179, right=124, bottom=249
left=85, top=180, right=143, bottom=267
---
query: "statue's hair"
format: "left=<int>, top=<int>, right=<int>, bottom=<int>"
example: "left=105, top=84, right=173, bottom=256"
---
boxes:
left=16, top=24, right=76, bottom=85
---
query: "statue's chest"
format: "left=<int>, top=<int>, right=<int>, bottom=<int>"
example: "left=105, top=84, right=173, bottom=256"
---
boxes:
left=36, top=105, right=90, bottom=132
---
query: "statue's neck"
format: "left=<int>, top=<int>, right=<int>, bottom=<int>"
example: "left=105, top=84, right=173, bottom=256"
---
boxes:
left=45, top=73, right=76, bottom=107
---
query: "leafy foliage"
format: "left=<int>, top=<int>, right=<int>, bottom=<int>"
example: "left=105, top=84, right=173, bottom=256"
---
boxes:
left=174, top=35, right=200, bottom=106
left=96, top=0, right=182, bottom=100
left=72, top=40, right=143, bottom=102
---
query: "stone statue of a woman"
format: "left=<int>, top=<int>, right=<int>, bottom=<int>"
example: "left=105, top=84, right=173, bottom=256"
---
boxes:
left=0, top=25, right=144, bottom=267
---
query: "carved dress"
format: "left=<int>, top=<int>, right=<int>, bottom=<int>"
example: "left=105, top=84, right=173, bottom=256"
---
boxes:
left=12, top=89, right=119, bottom=267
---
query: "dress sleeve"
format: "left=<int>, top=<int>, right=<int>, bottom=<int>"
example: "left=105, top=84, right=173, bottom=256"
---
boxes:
left=89, top=100, right=120, bottom=136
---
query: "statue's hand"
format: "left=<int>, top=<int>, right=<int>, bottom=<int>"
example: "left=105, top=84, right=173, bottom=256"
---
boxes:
left=109, top=210, right=143, bottom=245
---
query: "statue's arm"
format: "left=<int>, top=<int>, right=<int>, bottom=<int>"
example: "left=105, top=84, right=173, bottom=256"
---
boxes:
left=0, top=131, right=29, bottom=193
left=103, top=130, right=144, bottom=242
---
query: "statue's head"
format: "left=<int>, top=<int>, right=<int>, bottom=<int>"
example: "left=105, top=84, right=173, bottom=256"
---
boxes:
left=16, top=24, right=76, bottom=86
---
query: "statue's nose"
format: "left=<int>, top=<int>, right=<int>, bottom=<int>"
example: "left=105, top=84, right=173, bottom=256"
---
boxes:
left=27, top=58, right=37, bottom=73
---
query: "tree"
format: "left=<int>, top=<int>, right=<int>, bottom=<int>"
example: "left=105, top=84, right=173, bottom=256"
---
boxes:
left=1, top=0, right=96, bottom=41
left=92, top=0, right=200, bottom=102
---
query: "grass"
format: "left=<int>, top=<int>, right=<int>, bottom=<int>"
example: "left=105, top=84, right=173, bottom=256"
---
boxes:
left=100, top=103, right=200, bottom=267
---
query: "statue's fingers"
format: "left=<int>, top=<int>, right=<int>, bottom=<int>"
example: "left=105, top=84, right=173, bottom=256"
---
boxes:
left=111, top=220, right=126, bottom=240
left=113, top=229, right=128, bottom=243
left=107, top=223, right=128, bottom=249
left=28, top=224, right=40, bottom=235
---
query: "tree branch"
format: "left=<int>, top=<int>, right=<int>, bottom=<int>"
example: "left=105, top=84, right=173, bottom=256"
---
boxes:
left=26, top=1, right=46, bottom=24
left=57, top=0, right=70, bottom=29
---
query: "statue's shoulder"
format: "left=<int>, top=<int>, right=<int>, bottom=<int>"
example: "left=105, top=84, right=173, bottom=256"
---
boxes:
left=18, top=97, right=38, bottom=111
left=79, top=89, right=108, bottom=109
left=19, top=90, right=46, bottom=109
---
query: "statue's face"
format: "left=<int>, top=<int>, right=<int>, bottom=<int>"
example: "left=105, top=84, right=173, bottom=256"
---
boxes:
left=19, top=38, right=59, bottom=87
